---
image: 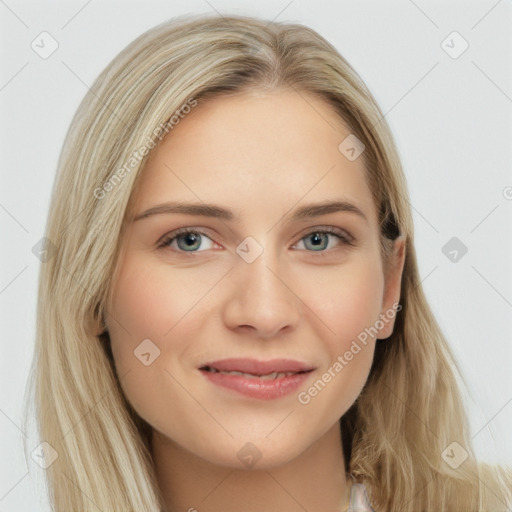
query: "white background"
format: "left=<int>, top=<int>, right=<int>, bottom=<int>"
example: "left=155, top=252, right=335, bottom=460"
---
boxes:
left=1, top=1, right=511, bottom=509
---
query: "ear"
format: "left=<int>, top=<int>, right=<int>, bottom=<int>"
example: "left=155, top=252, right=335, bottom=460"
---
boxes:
left=377, top=235, right=406, bottom=340
left=87, top=311, right=108, bottom=337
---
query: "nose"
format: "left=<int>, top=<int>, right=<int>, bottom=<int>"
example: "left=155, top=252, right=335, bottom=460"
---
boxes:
left=222, top=246, right=301, bottom=339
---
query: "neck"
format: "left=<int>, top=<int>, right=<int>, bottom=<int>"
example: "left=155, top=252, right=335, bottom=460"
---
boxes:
left=151, top=422, right=351, bottom=512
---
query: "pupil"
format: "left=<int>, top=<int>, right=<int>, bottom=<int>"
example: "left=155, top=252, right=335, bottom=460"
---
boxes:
left=185, top=234, right=198, bottom=246
left=178, top=233, right=200, bottom=250
left=309, top=232, right=327, bottom=250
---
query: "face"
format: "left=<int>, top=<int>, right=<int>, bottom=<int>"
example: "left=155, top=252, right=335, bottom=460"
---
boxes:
left=105, top=89, right=405, bottom=469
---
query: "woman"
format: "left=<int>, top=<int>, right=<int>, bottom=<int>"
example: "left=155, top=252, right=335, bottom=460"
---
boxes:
left=25, top=13, right=511, bottom=511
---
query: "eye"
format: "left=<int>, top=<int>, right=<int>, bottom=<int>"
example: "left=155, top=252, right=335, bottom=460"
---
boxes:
left=293, top=227, right=355, bottom=253
left=158, top=228, right=215, bottom=253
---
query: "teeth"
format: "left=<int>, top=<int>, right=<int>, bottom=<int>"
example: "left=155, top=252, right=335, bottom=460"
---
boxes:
left=205, top=367, right=296, bottom=379
left=259, top=372, right=277, bottom=380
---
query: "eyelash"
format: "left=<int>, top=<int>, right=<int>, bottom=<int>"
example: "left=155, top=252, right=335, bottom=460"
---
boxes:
left=157, top=226, right=355, bottom=256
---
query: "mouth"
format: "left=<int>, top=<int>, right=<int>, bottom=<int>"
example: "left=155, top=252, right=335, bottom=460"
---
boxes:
left=201, top=367, right=307, bottom=379
left=198, top=358, right=315, bottom=400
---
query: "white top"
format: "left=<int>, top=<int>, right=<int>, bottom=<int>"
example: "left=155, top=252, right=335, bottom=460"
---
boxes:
left=347, top=482, right=375, bottom=512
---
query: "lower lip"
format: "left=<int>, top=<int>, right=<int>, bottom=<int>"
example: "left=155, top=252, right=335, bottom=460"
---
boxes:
left=200, top=369, right=313, bottom=400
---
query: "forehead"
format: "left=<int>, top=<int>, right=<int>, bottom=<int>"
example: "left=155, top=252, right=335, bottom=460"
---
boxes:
left=130, top=89, right=378, bottom=228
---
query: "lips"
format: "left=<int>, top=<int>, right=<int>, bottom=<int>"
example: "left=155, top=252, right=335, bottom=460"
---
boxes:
left=198, top=358, right=315, bottom=400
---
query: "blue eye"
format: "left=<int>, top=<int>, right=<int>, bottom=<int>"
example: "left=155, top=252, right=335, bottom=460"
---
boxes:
left=159, top=229, right=215, bottom=252
left=158, top=227, right=354, bottom=254
left=295, top=229, right=353, bottom=252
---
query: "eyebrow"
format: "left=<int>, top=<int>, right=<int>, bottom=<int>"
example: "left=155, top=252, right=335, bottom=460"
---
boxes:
left=133, top=199, right=368, bottom=223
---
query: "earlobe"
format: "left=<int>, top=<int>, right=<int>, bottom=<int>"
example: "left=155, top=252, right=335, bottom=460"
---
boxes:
left=88, top=313, right=108, bottom=337
left=377, top=235, right=406, bottom=340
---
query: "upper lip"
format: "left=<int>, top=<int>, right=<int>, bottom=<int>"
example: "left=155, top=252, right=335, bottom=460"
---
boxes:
left=199, top=358, right=315, bottom=375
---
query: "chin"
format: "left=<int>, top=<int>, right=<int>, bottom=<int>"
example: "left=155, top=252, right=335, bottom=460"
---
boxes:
left=189, top=434, right=309, bottom=471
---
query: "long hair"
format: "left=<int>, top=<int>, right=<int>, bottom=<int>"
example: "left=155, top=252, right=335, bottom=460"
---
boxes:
left=24, top=13, right=511, bottom=511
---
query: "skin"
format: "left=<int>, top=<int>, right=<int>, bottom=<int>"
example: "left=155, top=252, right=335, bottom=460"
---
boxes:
left=105, top=88, right=406, bottom=512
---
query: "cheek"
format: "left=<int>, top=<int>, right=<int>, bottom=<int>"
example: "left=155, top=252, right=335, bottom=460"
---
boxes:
left=297, top=256, right=384, bottom=406
left=109, top=252, right=223, bottom=347
left=304, top=254, right=385, bottom=347
left=106, top=253, right=224, bottom=418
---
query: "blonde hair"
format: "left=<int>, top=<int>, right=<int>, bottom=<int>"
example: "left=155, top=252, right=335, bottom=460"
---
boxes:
left=24, top=13, right=511, bottom=511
